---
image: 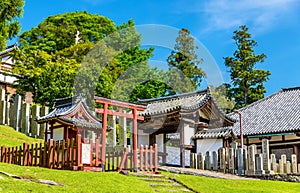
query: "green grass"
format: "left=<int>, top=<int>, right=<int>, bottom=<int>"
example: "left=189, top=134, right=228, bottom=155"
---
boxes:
left=0, top=163, right=153, bottom=193
left=0, top=125, right=42, bottom=147
left=174, top=173, right=300, bottom=193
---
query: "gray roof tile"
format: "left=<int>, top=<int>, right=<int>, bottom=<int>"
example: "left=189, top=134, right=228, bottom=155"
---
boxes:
left=230, top=87, right=300, bottom=136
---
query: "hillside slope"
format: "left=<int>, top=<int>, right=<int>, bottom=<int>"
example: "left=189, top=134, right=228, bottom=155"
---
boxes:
left=0, top=125, right=42, bottom=147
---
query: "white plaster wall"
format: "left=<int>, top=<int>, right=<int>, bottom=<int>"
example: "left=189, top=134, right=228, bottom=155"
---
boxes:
left=53, top=128, right=64, bottom=141
left=138, top=134, right=149, bottom=147
left=156, top=134, right=164, bottom=153
left=184, top=124, right=195, bottom=145
left=196, top=138, right=223, bottom=155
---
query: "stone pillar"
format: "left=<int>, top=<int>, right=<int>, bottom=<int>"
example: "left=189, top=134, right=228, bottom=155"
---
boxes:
left=255, top=154, right=265, bottom=175
left=228, top=148, right=235, bottom=174
left=190, top=153, right=197, bottom=169
left=31, top=105, right=40, bottom=138
left=119, top=113, right=127, bottom=147
left=262, top=139, right=272, bottom=174
left=12, top=94, right=22, bottom=131
left=39, top=106, right=49, bottom=139
left=197, top=153, right=204, bottom=170
left=286, top=161, right=291, bottom=174
left=112, top=115, right=117, bottom=147
left=270, top=154, right=277, bottom=173
left=9, top=101, right=15, bottom=128
left=0, top=89, right=6, bottom=125
left=205, top=151, right=210, bottom=170
left=247, top=145, right=256, bottom=175
left=20, top=103, right=30, bottom=134
left=218, top=148, right=226, bottom=173
left=243, top=147, right=248, bottom=172
left=279, top=159, right=284, bottom=173
left=281, top=154, right=287, bottom=173
left=5, top=95, right=11, bottom=125
left=291, top=154, right=297, bottom=174
left=237, top=148, right=244, bottom=175
left=212, top=151, right=218, bottom=171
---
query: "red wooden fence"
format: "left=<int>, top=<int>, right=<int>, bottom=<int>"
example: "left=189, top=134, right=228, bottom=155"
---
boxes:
left=0, top=135, right=81, bottom=169
left=0, top=134, right=158, bottom=172
left=117, top=144, right=158, bottom=172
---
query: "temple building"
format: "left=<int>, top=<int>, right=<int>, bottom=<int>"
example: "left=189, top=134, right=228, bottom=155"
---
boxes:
left=36, top=96, right=103, bottom=142
left=230, top=87, right=300, bottom=161
left=138, top=88, right=235, bottom=166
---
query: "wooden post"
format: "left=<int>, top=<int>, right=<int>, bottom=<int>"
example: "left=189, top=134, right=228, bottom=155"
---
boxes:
left=23, top=143, right=29, bottom=166
left=154, top=144, right=158, bottom=172
left=95, top=137, right=100, bottom=167
left=150, top=145, right=153, bottom=171
left=101, top=103, right=108, bottom=170
left=140, top=145, right=144, bottom=171
left=90, top=139, right=93, bottom=166
left=180, top=123, right=185, bottom=168
left=70, top=138, right=75, bottom=167
left=76, top=134, right=82, bottom=167
left=133, top=108, right=138, bottom=172
left=145, top=145, right=149, bottom=170
left=48, top=139, right=54, bottom=168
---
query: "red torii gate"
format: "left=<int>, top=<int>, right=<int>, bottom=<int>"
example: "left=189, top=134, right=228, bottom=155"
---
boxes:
left=94, top=96, right=146, bottom=171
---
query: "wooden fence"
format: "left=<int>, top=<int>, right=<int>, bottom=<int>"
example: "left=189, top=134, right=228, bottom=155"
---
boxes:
left=0, top=133, right=158, bottom=172
left=0, top=136, right=80, bottom=169
left=117, top=144, right=158, bottom=172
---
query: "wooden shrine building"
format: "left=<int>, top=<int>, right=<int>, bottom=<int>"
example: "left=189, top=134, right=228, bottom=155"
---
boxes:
left=36, top=96, right=102, bottom=143
left=138, top=88, right=235, bottom=167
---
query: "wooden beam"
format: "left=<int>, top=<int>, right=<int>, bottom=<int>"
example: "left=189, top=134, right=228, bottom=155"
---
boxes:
left=95, top=108, right=144, bottom=120
left=94, top=96, right=146, bottom=111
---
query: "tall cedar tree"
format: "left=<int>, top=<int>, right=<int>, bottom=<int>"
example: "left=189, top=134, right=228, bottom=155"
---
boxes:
left=167, top=28, right=205, bottom=94
left=0, top=0, right=24, bottom=51
left=225, top=25, right=271, bottom=109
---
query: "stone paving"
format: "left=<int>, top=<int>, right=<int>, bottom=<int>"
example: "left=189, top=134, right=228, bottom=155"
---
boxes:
left=159, top=166, right=259, bottom=180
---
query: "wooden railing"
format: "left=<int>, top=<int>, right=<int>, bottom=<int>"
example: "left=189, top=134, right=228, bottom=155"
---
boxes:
left=117, top=144, right=158, bottom=172
left=0, top=136, right=80, bottom=169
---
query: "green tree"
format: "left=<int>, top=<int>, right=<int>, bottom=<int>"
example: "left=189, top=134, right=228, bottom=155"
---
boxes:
left=14, top=12, right=166, bottom=105
left=224, top=25, right=271, bottom=109
left=210, top=84, right=235, bottom=113
left=0, top=0, right=24, bottom=51
left=19, top=11, right=115, bottom=54
left=167, top=28, right=205, bottom=94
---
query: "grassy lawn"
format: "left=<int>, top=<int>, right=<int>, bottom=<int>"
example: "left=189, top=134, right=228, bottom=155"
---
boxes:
left=174, top=173, right=300, bottom=193
left=0, top=163, right=153, bottom=193
left=0, top=125, right=42, bottom=147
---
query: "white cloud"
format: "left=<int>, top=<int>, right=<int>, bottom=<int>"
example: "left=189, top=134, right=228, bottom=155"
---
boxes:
left=202, top=0, right=299, bottom=32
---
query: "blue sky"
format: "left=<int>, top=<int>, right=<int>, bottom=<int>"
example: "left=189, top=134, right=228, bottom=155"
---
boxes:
left=15, top=0, right=300, bottom=96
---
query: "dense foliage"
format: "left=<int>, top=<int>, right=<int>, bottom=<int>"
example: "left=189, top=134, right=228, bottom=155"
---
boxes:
left=0, top=0, right=24, bottom=51
left=167, top=28, right=205, bottom=94
left=224, top=25, right=270, bottom=109
left=13, top=11, right=165, bottom=105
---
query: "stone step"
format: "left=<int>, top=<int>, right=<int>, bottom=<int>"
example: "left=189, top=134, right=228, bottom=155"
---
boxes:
left=132, top=173, right=165, bottom=178
left=140, top=178, right=173, bottom=183
left=150, top=183, right=182, bottom=187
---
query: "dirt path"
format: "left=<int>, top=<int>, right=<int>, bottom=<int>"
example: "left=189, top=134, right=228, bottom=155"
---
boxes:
left=159, top=166, right=258, bottom=180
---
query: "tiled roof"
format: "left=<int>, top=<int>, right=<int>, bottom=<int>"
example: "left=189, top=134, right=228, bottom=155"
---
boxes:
left=139, top=89, right=221, bottom=115
left=37, top=96, right=102, bottom=129
left=230, top=87, right=300, bottom=136
left=192, top=127, right=232, bottom=139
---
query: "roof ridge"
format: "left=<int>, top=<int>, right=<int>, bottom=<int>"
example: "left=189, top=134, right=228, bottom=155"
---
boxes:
left=281, top=86, right=300, bottom=91
left=138, top=88, right=208, bottom=104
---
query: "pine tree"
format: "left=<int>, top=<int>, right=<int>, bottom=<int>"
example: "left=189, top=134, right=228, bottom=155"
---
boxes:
left=167, top=28, right=205, bottom=94
left=225, top=25, right=271, bottom=109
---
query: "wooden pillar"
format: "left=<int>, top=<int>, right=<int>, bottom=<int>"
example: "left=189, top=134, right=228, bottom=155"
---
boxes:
left=163, top=133, right=167, bottom=165
left=133, top=108, right=138, bottom=172
left=293, top=145, right=299, bottom=163
left=101, top=103, right=108, bottom=170
left=180, top=123, right=185, bottom=168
